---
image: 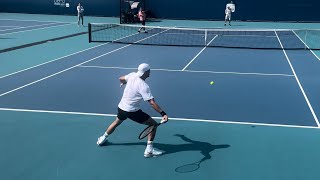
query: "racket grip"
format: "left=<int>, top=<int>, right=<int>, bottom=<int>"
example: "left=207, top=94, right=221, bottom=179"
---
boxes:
left=120, top=83, right=124, bottom=88
left=160, top=119, right=168, bottom=124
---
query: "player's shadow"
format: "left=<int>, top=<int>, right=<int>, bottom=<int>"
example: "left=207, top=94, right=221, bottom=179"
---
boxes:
left=157, top=134, right=229, bottom=156
left=107, top=134, right=230, bottom=158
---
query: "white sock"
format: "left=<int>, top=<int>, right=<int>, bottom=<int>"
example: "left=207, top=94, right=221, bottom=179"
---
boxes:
left=146, top=141, right=153, bottom=149
left=103, top=132, right=109, bottom=137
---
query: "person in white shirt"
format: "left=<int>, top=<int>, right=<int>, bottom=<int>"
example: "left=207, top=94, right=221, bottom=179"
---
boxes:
left=97, top=63, right=169, bottom=158
left=77, top=3, right=84, bottom=26
left=225, top=1, right=235, bottom=26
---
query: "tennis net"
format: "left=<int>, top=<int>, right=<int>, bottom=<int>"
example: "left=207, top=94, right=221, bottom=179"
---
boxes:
left=88, top=23, right=320, bottom=50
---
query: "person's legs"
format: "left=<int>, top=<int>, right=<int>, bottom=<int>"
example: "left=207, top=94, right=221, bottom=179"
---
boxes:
left=127, top=110, right=162, bottom=157
left=224, top=14, right=228, bottom=26
left=97, top=108, right=127, bottom=146
left=142, top=20, right=147, bottom=32
left=142, top=117, right=158, bottom=141
left=107, top=117, right=124, bottom=135
left=97, top=108, right=163, bottom=157
left=139, top=21, right=146, bottom=32
left=142, top=117, right=163, bottom=157
left=97, top=117, right=124, bottom=145
left=142, top=21, right=145, bottom=31
left=77, top=15, right=80, bottom=26
left=81, top=15, right=84, bottom=26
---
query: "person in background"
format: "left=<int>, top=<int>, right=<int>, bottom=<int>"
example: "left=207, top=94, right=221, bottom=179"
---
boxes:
left=137, top=7, right=147, bottom=33
left=225, top=1, right=235, bottom=26
left=77, top=3, right=84, bottom=27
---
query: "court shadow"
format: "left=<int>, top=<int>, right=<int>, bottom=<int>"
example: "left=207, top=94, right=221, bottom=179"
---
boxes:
left=107, top=134, right=230, bottom=173
left=146, top=19, right=162, bottom=23
left=107, top=134, right=230, bottom=157
left=228, top=24, right=245, bottom=27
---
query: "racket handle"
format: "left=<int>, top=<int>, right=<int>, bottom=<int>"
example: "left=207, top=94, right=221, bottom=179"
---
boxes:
left=160, top=119, right=168, bottom=124
left=120, top=83, right=124, bottom=88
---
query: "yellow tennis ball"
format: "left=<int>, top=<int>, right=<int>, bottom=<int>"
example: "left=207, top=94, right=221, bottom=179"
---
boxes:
left=210, top=81, right=214, bottom=85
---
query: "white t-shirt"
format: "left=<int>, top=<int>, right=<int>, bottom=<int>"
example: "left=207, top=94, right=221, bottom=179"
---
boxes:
left=77, top=6, right=84, bottom=15
left=118, top=72, right=154, bottom=112
left=225, top=3, right=235, bottom=14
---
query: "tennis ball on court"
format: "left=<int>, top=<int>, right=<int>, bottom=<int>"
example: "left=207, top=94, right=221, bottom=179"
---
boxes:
left=210, top=81, right=214, bottom=85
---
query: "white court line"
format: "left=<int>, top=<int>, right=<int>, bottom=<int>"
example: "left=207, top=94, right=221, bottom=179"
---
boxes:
left=182, top=35, right=218, bottom=71
left=163, top=33, right=205, bottom=36
left=0, top=26, right=158, bottom=79
left=0, top=46, right=131, bottom=97
left=0, top=27, right=21, bottom=31
left=221, top=35, right=276, bottom=37
left=0, top=22, right=59, bottom=32
left=0, top=43, right=110, bottom=79
left=183, top=69, right=294, bottom=77
left=0, top=107, right=319, bottom=129
left=0, top=18, right=75, bottom=24
left=79, top=65, right=294, bottom=77
left=0, top=23, right=73, bottom=36
left=0, top=29, right=171, bottom=97
left=0, top=26, right=20, bottom=27
left=160, top=33, right=276, bottom=38
left=291, top=30, right=320, bottom=61
left=275, top=31, right=320, bottom=127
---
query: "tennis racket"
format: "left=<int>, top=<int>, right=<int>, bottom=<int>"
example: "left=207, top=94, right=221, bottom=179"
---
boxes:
left=175, top=161, right=201, bottom=173
left=138, top=121, right=166, bottom=139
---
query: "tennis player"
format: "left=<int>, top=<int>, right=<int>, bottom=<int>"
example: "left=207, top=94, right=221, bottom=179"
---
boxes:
left=137, top=7, right=147, bottom=33
left=225, top=1, right=235, bottom=26
left=77, top=3, right=84, bottom=27
left=97, top=63, right=169, bottom=158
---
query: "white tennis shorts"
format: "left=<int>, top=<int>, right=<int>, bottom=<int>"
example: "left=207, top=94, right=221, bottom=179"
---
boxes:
left=225, top=13, right=231, bottom=20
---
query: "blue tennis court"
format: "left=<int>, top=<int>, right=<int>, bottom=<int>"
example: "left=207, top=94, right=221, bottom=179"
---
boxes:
left=1, top=12, right=320, bottom=180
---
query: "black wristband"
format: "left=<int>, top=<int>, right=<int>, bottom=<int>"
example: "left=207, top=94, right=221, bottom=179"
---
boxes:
left=160, top=111, right=167, bottom=116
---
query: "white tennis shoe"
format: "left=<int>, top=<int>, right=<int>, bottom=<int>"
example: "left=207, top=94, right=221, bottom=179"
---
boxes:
left=144, top=148, right=163, bottom=158
left=97, top=135, right=108, bottom=146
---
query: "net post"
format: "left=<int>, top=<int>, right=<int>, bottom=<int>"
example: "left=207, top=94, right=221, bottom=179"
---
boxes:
left=204, top=29, right=207, bottom=46
left=304, top=29, right=308, bottom=50
left=88, top=23, right=92, bottom=43
left=120, top=0, right=122, bottom=24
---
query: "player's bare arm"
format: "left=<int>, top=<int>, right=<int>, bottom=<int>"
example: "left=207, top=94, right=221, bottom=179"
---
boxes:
left=119, top=76, right=127, bottom=84
left=148, top=98, right=168, bottom=121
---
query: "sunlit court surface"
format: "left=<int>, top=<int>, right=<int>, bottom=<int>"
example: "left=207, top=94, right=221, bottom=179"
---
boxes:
left=1, top=6, right=320, bottom=180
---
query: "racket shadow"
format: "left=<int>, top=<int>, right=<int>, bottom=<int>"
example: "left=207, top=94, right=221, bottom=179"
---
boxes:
left=167, top=134, right=230, bottom=173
